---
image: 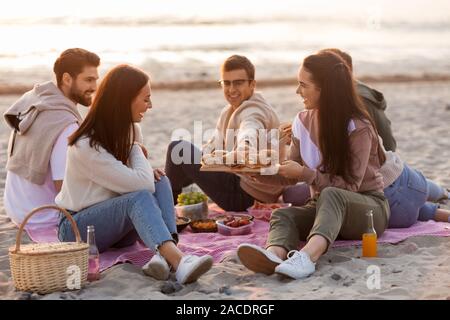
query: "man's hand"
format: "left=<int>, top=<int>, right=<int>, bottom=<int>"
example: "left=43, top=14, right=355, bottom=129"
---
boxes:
left=153, top=168, right=166, bottom=181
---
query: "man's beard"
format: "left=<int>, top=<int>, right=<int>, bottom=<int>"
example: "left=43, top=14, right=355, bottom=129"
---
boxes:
left=70, top=85, right=93, bottom=106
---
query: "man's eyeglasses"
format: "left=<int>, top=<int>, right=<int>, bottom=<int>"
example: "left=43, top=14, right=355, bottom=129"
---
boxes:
left=218, top=79, right=253, bottom=87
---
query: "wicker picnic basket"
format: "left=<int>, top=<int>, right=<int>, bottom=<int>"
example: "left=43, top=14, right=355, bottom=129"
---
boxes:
left=9, top=205, right=89, bottom=294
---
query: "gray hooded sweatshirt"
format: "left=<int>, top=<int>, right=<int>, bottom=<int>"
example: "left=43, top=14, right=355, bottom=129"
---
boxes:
left=357, top=81, right=397, bottom=152
left=4, top=81, right=82, bottom=185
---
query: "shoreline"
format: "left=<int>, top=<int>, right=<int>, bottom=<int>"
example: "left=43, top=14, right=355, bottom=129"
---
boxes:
left=1, top=73, right=450, bottom=95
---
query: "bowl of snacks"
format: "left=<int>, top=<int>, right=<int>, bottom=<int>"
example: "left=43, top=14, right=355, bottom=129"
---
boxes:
left=176, top=216, right=191, bottom=233
left=190, top=219, right=217, bottom=233
left=216, top=215, right=254, bottom=236
left=247, top=201, right=292, bottom=221
left=214, top=213, right=254, bottom=222
left=175, top=192, right=209, bottom=221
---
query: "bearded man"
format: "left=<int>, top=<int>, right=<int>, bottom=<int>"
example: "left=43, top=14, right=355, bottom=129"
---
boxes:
left=3, top=48, right=100, bottom=227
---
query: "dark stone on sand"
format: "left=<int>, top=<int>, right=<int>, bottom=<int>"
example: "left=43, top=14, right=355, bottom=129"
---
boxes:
left=160, top=281, right=183, bottom=294
left=219, top=285, right=232, bottom=295
left=331, top=273, right=342, bottom=281
left=16, top=292, right=32, bottom=300
left=343, top=282, right=352, bottom=287
left=59, top=292, right=79, bottom=300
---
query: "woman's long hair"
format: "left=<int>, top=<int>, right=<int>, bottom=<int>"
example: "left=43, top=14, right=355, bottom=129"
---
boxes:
left=69, top=64, right=149, bottom=164
left=302, top=51, right=385, bottom=183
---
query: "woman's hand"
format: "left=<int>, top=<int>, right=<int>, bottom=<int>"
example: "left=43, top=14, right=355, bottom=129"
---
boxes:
left=279, top=123, right=292, bottom=146
left=279, top=134, right=292, bottom=146
left=153, top=168, right=166, bottom=181
left=135, top=142, right=148, bottom=159
left=277, top=160, right=304, bottom=180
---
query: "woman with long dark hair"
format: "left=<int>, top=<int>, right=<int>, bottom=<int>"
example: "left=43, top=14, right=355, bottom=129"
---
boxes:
left=56, top=65, right=212, bottom=284
left=238, top=51, right=390, bottom=279
left=282, top=48, right=450, bottom=228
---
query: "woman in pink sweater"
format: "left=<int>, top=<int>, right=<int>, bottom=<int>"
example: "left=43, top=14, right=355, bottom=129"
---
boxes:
left=238, top=51, right=390, bottom=279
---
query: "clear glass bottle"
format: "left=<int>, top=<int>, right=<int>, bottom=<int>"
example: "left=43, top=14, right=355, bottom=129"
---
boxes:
left=87, top=225, right=100, bottom=281
left=362, top=210, right=377, bottom=257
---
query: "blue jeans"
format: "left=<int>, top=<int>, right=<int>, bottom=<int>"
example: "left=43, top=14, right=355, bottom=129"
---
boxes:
left=384, top=164, right=445, bottom=228
left=284, top=165, right=448, bottom=229
left=58, top=176, right=177, bottom=253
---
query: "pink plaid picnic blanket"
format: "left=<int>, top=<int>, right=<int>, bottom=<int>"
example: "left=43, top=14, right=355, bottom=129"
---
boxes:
left=25, top=204, right=450, bottom=272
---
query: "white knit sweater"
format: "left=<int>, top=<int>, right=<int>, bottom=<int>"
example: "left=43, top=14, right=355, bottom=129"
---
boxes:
left=379, top=151, right=404, bottom=188
left=55, top=136, right=154, bottom=212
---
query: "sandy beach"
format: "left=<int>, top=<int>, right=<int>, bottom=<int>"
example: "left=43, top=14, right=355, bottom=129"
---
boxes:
left=0, top=81, right=449, bottom=300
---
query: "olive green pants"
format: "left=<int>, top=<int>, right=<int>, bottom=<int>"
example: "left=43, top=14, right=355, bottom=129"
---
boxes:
left=267, top=187, right=390, bottom=252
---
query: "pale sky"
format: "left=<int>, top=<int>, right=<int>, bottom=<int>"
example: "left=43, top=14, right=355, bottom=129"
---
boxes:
left=1, top=0, right=449, bottom=22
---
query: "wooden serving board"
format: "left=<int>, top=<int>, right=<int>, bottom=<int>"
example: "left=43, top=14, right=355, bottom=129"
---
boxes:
left=200, top=164, right=278, bottom=174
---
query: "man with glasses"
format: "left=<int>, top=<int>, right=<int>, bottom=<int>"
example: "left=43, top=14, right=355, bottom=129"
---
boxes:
left=165, top=55, right=282, bottom=211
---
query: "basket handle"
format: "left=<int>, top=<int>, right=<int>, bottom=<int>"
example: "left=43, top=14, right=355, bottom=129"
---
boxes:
left=13, top=205, right=83, bottom=253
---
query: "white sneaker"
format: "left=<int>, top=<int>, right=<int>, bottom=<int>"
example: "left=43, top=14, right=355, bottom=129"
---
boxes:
left=275, top=250, right=316, bottom=279
left=237, top=243, right=283, bottom=275
left=142, top=253, right=170, bottom=281
left=175, top=255, right=213, bottom=284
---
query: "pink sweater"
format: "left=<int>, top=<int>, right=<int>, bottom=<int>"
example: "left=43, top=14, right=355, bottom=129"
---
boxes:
left=258, top=110, right=384, bottom=196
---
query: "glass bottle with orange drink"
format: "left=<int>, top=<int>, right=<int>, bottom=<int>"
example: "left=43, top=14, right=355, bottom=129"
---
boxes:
left=362, top=210, right=377, bottom=257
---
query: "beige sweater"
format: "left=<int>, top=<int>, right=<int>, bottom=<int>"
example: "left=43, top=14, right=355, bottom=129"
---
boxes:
left=55, top=126, right=154, bottom=212
left=203, top=92, right=283, bottom=203
left=4, top=82, right=82, bottom=185
left=379, top=151, right=404, bottom=188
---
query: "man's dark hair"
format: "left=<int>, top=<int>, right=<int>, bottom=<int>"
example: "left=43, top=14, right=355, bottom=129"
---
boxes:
left=319, top=48, right=353, bottom=71
left=221, top=55, right=255, bottom=80
left=53, top=48, right=100, bottom=87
